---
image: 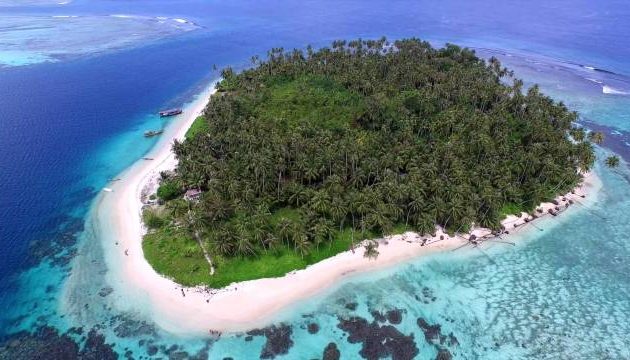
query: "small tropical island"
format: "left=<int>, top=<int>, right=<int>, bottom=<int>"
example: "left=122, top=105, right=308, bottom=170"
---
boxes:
left=141, top=38, right=597, bottom=289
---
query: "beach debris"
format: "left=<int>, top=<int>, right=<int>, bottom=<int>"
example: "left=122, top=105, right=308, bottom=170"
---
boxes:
left=124, top=249, right=128, bottom=256
left=102, top=187, right=113, bottom=192
left=142, top=157, right=154, bottom=160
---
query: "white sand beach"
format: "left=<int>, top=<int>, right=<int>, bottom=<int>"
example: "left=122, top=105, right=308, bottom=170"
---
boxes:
left=93, top=83, right=602, bottom=336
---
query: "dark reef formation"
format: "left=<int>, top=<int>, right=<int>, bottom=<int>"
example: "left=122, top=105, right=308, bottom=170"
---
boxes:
left=323, top=342, right=341, bottom=360
left=27, top=216, right=85, bottom=269
left=337, top=310, right=418, bottom=360
left=246, top=324, right=294, bottom=359
left=307, top=322, right=320, bottom=334
left=0, top=326, right=116, bottom=360
left=417, top=317, right=459, bottom=359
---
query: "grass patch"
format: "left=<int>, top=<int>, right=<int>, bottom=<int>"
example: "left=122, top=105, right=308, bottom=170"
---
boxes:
left=142, top=228, right=212, bottom=286
left=269, top=207, right=302, bottom=225
left=256, top=75, right=364, bottom=131
left=143, top=225, right=386, bottom=288
left=499, top=202, right=528, bottom=218
left=185, top=116, right=208, bottom=139
left=207, top=228, right=356, bottom=288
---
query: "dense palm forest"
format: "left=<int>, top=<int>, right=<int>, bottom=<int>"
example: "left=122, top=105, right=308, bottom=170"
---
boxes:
left=143, top=38, right=595, bottom=287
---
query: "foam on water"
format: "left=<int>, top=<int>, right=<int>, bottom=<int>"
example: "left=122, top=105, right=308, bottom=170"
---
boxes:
left=602, top=85, right=629, bottom=95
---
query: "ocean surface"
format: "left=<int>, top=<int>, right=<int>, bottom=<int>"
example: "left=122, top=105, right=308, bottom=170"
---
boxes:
left=1, top=0, right=630, bottom=358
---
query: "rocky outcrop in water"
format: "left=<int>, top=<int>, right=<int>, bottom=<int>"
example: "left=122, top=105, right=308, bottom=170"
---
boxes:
left=416, top=317, right=459, bottom=359
left=386, top=309, right=403, bottom=324
left=337, top=314, right=418, bottom=360
left=307, top=322, right=319, bottom=334
left=246, top=324, right=294, bottom=359
left=323, top=342, right=341, bottom=360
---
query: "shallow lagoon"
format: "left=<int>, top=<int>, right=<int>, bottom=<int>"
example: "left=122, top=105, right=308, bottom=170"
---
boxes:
left=0, top=15, right=199, bottom=67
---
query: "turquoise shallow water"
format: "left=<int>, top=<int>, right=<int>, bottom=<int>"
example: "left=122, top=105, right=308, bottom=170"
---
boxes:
left=1, top=0, right=630, bottom=358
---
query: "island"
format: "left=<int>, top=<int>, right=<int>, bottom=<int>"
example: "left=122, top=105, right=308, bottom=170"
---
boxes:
left=140, top=38, right=596, bottom=290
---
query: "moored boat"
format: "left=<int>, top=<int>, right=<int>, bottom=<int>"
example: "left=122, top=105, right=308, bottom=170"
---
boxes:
left=159, top=108, right=183, bottom=117
left=144, top=130, right=164, bottom=137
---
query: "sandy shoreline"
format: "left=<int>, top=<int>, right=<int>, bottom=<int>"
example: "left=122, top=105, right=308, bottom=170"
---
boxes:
left=94, top=83, right=602, bottom=336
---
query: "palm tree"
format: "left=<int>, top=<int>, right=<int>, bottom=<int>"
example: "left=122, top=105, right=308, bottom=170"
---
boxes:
left=309, top=190, right=331, bottom=214
left=264, top=232, right=280, bottom=252
left=588, top=131, right=605, bottom=145
left=310, top=218, right=334, bottom=249
left=329, top=199, right=347, bottom=229
left=415, top=214, right=435, bottom=236
left=605, top=155, right=620, bottom=168
left=363, top=240, right=379, bottom=260
left=236, top=236, right=256, bottom=257
left=212, top=227, right=235, bottom=256
left=569, top=127, right=586, bottom=142
left=277, top=218, right=294, bottom=249
left=575, top=142, right=595, bottom=171
left=294, top=233, right=311, bottom=258
left=287, top=182, right=308, bottom=206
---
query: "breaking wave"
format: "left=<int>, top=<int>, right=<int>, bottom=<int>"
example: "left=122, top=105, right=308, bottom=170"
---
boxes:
left=602, top=85, right=629, bottom=95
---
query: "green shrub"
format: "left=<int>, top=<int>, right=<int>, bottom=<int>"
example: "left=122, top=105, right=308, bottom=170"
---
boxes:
left=157, top=181, right=181, bottom=201
left=185, top=116, right=208, bottom=139
left=143, top=209, right=165, bottom=229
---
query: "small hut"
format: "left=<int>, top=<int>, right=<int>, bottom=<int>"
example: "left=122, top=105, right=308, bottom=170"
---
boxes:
left=184, top=189, right=203, bottom=201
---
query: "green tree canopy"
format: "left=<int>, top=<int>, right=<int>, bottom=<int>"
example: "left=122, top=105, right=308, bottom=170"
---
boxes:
left=166, top=38, right=594, bottom=260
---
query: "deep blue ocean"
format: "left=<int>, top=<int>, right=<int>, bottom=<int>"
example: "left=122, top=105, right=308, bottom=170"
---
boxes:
left=1, top=0, right=630, bottom=358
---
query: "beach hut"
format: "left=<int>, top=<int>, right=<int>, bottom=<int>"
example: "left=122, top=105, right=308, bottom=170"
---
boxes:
left=184, top=189, right=203, bottom=201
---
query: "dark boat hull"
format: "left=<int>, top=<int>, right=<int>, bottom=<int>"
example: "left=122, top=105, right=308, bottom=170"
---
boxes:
left=159, top=108, right=183, bottom=117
